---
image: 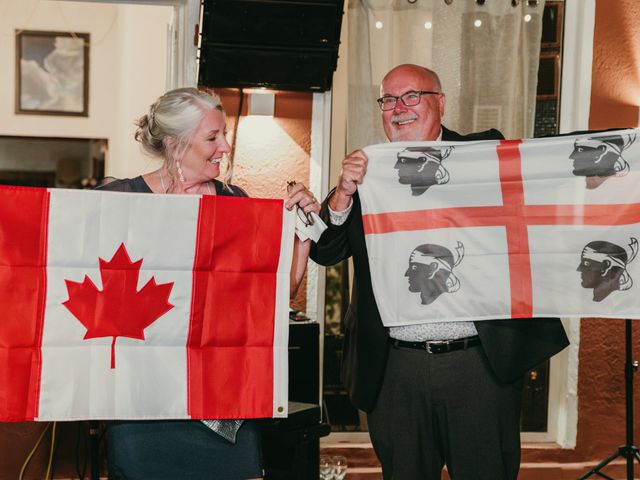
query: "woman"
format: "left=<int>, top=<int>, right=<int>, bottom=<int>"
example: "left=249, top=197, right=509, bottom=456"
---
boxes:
left=103, top=87, right=320, bottom=480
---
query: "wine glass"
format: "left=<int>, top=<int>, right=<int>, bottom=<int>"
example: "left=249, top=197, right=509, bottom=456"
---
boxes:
left=319, top=454, right=335, bottom=480
left=332, top=455, right=348, bottom=480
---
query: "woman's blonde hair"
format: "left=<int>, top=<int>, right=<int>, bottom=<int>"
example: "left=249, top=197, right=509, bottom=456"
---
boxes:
left=135, top=87, right=233, bottom=189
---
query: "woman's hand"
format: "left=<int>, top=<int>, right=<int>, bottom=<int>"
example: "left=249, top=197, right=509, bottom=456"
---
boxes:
left=285, top=182, right=321, bottom=216
left=286, top=181, right=320, bottom=299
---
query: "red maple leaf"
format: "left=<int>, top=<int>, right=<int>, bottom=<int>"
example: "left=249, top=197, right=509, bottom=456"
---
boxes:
left=63, top=243, right=174, bottom=369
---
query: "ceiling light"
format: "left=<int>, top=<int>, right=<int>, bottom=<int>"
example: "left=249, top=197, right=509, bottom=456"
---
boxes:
left=248, top=92, right=275, bottom=117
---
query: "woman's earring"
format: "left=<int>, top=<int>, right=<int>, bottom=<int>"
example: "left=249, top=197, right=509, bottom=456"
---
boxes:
left=176, top=161, right=185, bottom=182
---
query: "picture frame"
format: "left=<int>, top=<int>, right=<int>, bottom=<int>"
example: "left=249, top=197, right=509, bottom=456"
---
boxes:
left=15, top=30, right=90, bottom=116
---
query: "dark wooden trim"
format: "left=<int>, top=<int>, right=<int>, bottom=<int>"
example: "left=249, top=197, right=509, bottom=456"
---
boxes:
left=540, top=1, right=564, bottom=49
left=536, top=53, right=560, bottom=100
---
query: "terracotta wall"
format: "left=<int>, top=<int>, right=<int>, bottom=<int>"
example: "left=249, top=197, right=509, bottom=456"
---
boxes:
left=588, top=0, right=640, bottom=130
left=217, top=89, right=313, bottom=311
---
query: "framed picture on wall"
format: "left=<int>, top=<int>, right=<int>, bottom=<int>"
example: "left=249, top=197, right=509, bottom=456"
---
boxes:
left=15, top=30, right=90, bottom=116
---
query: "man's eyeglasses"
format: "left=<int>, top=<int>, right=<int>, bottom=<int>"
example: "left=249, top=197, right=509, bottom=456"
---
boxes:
left=376, top=90, right=440, bottom=111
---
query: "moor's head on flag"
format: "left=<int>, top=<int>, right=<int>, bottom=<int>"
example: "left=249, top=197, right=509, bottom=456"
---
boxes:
left=577, top=238, right=638, bottom=302
left=405, top=241, right=464, bottom=305
left=394, top=146, right=452, bottom=196
left=570, top=134, right=635, bottom=189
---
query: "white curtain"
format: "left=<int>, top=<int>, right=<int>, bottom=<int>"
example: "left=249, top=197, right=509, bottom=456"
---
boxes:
left=347, top=0, right=545, bottom=151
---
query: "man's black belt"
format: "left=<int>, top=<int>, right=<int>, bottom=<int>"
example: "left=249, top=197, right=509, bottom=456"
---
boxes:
left=388, top=335, right=480, bottom=354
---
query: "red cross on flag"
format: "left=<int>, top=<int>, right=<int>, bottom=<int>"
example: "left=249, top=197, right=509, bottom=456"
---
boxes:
left=0, top=187, right=294, bottom=422
left=359, top=129, right=640, bottom=326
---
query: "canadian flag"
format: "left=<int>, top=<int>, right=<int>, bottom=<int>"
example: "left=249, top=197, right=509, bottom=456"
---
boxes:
left=359, top=129, right=640, bottom=326
left=0, top=186, right=294, bottom=421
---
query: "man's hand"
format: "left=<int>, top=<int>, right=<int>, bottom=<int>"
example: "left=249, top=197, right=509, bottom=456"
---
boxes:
left=329, top=150, right=368, bottom=211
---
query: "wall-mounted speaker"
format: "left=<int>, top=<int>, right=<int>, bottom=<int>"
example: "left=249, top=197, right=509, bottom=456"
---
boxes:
left=198, top=0, right=344, bottom=92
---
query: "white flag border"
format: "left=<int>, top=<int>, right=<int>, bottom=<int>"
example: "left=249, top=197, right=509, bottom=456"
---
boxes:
left=272, top=206, right=295, bottom=418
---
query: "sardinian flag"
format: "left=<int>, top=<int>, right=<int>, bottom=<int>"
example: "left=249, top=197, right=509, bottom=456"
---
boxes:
left=0, top=186, right=294, bottom=421
left=359, top=129, right=640, bottom=326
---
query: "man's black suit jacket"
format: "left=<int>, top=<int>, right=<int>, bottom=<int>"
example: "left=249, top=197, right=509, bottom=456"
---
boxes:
left=310, top=126, right=570, bottom=413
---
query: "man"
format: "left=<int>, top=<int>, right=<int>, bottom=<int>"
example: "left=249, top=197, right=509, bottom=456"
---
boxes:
left=311, top=64, right=569, bottom=480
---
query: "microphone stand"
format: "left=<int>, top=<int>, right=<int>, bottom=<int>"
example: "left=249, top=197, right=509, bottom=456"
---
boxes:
left=578, top=319, right=640, bottom=480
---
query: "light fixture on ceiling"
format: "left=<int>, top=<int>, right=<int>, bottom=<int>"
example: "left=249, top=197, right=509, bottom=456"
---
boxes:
left=476, top=0, right=486, bottom=5
left=248, top=91, right=275, bottom=117
left=444, top=0, right=453, bottom=5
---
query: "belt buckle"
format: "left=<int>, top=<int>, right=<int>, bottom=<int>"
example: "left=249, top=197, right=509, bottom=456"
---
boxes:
left=425, top=340, right=447, bottom=354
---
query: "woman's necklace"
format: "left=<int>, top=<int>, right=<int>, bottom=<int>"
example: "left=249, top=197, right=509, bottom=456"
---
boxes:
left=159, top=169, right=213, bottom=195
left=159, top=169, right=168, bottom=193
